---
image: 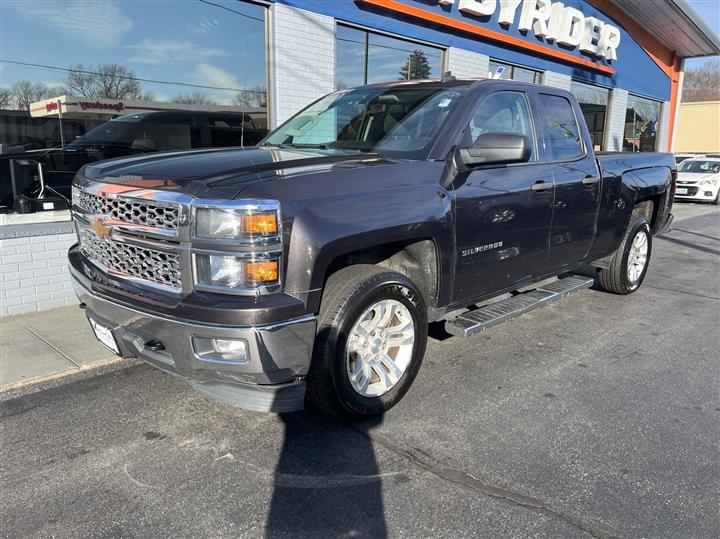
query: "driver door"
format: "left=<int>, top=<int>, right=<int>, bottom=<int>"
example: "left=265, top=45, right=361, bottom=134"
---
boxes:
left=451, top=90, right=555, bottom=304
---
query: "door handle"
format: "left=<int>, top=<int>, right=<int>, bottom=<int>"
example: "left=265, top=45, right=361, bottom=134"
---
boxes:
left=531, top=181, right=553, bottom=192
left=582, top=177, right=600, bottom=185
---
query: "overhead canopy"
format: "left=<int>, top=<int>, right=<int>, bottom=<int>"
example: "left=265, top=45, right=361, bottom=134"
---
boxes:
left=607, top=0, right=720, bottom=58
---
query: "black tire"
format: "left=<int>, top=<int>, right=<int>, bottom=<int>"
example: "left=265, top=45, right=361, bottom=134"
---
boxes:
left=596, top=216, right=652, bottom=295
left=713, top=191, right=720, bottom=205
left=306, top=265, right=428, bottom=418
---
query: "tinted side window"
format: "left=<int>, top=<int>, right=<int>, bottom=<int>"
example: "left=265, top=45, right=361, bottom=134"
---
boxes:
left=131, top=123, right=192, bottom=152
left=467, top=91, right=536, bottom=161
left=538, top=95, right=583, bottom=160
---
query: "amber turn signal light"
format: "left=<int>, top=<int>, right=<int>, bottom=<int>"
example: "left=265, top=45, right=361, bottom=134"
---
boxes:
left=245, top=260, right=279, bottom=284
left=241, top=213, right=278, bottom=236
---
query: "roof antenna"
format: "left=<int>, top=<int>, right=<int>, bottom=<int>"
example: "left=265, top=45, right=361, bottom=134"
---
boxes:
left=441, top=71, right=456, bottom=82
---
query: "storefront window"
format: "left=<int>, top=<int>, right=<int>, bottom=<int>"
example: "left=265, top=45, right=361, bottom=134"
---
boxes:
left=336, top=24, right=444, bottom=90
left=488, top=60, right=541, bottom=83
left=0, top=0, right=268, bottom=221
left=571, top=81, right=609, bottom=151
left=624, top=95, right=662, bottom=152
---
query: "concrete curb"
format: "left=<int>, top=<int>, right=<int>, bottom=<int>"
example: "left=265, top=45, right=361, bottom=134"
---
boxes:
left=0, top=356, right=135, bottom=395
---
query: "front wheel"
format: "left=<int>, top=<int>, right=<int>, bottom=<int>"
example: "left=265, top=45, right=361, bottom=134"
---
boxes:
left=306, top=265, right=428, bottom=418
left=596, top=216, right=652, bottom=295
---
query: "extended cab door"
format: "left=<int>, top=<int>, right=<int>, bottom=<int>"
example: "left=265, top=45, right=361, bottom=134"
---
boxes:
left=536, top=92, right=602, bottom=269
left=451, top=89, right=555, bottom=303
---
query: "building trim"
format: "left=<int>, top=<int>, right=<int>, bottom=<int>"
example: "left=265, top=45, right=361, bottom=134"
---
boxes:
left=337, top=19, right=449, bottom=50
left=356, top=0, right=617, bottom=75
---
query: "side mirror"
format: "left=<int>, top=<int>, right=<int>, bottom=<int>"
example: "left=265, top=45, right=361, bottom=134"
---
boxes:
left=458, top=133, right=531, bottom=167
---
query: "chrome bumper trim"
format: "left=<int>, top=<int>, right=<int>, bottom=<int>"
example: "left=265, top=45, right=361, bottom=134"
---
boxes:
left=71, top=274, right=316, bottom=412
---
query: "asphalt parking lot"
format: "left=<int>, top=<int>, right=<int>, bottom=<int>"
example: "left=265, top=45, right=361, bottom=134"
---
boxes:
left=1, top=203, right=718, bottom=538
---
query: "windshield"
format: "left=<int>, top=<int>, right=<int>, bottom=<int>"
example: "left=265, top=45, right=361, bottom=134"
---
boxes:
left=679, top=160, right=720, bottom=174
left=68, top=116, right=143, bottom=148
left=67, top=115, right=192, bottom=152
left=263, top=86, right=467, bottom=159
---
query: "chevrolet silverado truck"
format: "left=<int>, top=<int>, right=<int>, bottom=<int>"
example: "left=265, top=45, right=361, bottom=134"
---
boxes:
left=69, top=77, right=675, bottom=417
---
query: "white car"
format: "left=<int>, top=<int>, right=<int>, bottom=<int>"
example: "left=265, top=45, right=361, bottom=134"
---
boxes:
left=675, top=153, right=705, bottom=165
left=675, top=158, right=720, bottom=204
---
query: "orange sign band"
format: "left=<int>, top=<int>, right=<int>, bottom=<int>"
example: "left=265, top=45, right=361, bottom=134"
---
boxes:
left=357, top=0, right=617, bottom=75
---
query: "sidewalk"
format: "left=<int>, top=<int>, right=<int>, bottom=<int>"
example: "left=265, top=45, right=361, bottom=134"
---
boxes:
left=0, top=305, right=125, bottom=390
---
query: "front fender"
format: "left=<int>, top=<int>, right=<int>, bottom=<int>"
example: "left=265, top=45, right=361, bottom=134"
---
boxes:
left=284, top=186, right=454, bottom=314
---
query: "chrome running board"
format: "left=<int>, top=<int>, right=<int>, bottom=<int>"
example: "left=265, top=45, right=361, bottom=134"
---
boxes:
left=444, top=275, right=595, bottom=338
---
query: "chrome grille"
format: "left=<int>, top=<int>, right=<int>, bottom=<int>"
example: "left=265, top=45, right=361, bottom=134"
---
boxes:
left=79, top=226, right=181, bottom=289
left=73, top=187, right=180, bottom=231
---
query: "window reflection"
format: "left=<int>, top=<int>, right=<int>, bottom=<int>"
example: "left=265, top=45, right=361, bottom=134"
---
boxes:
left=336, top=25, right=367, bottom=90
left=336, top=24, right=444, bottom=89
left=488, top=60, right=541, bottom=83
left=538, top=95, right=583, bottom=160
left=625, top=95, right=662, bottom=152
left=0, top=0, right=268, bottom=216
left=571, top=81, right=609, bottom=151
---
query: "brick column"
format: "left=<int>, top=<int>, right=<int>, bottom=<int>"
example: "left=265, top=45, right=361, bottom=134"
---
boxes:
left=604, top=88, right=629, bottom=152
left=656, top=100, right=672, bottom=152
left=446, top=48, right=490, bottom=79
left=541, top=71, right=572, bottom=90
left=269, top=4, right=336, bottom=128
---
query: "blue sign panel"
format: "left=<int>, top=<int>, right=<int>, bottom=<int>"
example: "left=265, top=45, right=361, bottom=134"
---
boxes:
left=276, top=0, right=671, bottom=101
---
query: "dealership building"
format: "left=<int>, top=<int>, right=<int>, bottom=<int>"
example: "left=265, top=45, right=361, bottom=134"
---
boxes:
left=1, top=0, right=719, bottom=316
left=266, top=0, right=719, bottom=151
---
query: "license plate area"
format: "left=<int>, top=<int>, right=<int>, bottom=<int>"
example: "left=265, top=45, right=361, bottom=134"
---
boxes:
left=88, top=317, right=120, bottom=355
left=676, top=188, right=688, bottom=195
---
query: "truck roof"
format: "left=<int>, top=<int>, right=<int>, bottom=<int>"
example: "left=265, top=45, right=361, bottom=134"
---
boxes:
left=356, top=76, right=546, bottom=92
left=111, top=110, right=254, bottom=122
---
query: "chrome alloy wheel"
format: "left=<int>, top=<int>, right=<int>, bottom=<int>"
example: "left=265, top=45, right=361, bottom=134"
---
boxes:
left=346, top=299, right=415, bottom=397
left=627, top=228, right=649, bottom=285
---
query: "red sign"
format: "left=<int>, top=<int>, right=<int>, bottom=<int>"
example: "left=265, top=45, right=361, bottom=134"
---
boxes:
left=78, top=101, right=125, bottom=112
left=45, top=102, right=58, bottom=112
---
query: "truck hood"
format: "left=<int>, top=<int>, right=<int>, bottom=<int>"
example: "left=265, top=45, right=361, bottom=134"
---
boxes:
left=677, top=172, right=718, bottom=184
left=80, top=146, right=388, bottom=199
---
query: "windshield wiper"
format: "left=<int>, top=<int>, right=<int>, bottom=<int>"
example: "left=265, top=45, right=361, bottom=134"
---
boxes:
left=263, top=142, right=372, bottom=153
left=281, top=143, right=334, bottom=149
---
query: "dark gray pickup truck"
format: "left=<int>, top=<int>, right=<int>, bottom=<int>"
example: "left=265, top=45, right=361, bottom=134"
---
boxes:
left=68, top=78, right=675, bottom=417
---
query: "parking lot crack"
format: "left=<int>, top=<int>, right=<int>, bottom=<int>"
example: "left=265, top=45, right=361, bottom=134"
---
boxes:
left=362, top=429, right=621, bottom=539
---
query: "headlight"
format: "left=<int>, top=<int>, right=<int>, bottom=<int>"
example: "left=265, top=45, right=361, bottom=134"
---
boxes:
left=194, top=252, right=281, bottom=292
left=700, top=179, right=718, bottom=186
left=195, top=206, right=279, bottom=242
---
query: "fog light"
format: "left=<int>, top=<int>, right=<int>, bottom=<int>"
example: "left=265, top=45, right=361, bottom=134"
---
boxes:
left=704, top=191, right=713, bottom=197
left=192, top=336, right=248, bottom=363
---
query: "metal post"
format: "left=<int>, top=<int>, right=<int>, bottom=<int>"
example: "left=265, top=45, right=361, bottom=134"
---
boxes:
left=57, top=99, right=65, bottom=148
left=363, top=32, right=369, bottom=84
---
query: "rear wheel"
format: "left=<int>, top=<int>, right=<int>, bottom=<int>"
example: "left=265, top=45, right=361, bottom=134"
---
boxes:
left=596, top=216, right=652, bottom=295
left=306, top=265, right=427, bottom=418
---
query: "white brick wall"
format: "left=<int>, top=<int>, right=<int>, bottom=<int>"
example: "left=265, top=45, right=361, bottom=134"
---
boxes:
left=656, top=100, right=671, bottom=152
left=0, top=233, right=77, bottom=317
left=270, top=4, right=335, bottom=127
left=446, top=48, right=490, bottom=79
left=541, top=71, right=572, bottom=90
left=604, top=88, right=629, bottom=151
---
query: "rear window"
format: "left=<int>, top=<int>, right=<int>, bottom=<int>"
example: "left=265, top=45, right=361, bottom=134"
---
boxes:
left=538, top=94, right=583, bottom=161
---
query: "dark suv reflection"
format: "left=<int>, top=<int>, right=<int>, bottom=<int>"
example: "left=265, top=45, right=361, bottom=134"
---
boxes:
left=1, top=110, right=267, bottom=209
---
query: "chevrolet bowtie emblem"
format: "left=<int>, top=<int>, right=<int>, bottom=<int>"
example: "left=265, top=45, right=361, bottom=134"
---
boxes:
left=90, top=217, right=112, bottom=238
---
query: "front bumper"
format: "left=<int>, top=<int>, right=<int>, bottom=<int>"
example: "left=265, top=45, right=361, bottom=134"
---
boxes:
left=71, top=272, right=316, bottom=413
left=674, top=185, right=718, bottom=201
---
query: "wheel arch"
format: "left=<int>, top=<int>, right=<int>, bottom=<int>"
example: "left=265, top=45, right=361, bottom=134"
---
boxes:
left=311, top=237, right=442, bottom=315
